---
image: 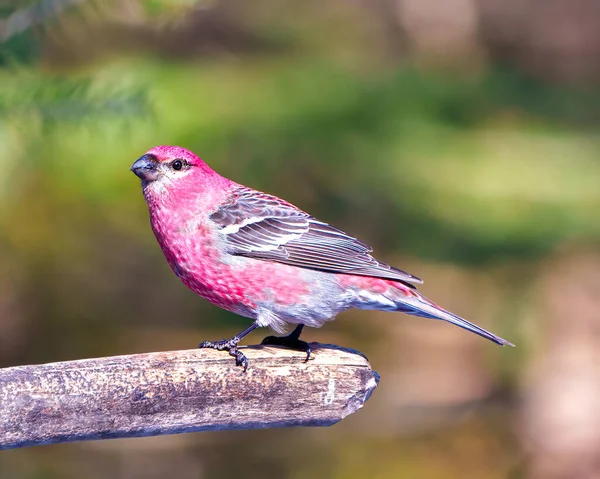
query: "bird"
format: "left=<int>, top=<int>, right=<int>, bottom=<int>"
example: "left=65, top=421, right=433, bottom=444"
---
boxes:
left=131, top=145, right=514, bottom=370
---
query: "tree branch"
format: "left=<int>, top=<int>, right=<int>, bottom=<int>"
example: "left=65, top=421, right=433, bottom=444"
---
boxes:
left=0, top=344, right=379, bottom=450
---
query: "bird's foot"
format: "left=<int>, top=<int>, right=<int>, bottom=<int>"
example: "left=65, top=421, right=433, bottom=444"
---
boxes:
left=198, top=337, right=249, bottom=371
left=261, top=333, right=311, bottom=362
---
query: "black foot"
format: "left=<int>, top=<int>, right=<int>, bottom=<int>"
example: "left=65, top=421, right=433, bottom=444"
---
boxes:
left=261, top=325, right=311, bottom=362
left=199, top=337, right=249, bottom=372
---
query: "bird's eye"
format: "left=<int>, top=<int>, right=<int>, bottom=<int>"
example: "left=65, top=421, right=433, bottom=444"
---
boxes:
left=171, top=159, right=184, bottom=171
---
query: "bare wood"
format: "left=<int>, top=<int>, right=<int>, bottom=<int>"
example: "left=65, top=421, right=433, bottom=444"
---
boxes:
left=0, top=344, right=379, bottom=450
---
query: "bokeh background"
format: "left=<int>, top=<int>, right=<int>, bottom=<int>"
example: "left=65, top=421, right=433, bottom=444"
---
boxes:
left=1, top=0, right=600, bottom=478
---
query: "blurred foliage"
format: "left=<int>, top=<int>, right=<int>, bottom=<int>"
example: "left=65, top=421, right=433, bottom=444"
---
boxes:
left=1, top=58, right=599, bottom=264
left=0, top=0, right=599, bottom=478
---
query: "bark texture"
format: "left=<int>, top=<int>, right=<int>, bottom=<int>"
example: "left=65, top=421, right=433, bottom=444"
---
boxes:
left=0, top=343, right=379, bottom=450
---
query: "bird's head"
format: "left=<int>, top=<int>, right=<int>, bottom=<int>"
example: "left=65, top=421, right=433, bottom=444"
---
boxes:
left=131, top=145, right=208, bottom=184
left=131, top=145, right=224, bottom=201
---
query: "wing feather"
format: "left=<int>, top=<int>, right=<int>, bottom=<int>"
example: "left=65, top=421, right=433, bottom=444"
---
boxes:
left=210, top=186, right=422, bottom=286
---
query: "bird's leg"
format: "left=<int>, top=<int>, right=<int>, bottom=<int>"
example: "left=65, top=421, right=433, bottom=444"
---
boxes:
left=198, top=322, right=259, bottom=372
left=261, top=324, right=311, bottom=362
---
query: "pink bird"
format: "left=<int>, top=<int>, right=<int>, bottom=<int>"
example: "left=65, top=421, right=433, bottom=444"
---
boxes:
left=131, top=145, right=513, bottom=370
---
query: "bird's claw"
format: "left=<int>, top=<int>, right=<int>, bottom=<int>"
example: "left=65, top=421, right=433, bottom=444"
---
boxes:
left=198, top=336, right=240, bottom=350
left=261, top=335, right=311, bottom=362
left=199, top=337, right=249, bottom=372
left=230, top=347, right=249, bottom=372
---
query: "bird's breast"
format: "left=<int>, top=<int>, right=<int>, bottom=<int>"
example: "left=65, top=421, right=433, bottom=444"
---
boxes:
left=149, top=207, right=349, bottom=318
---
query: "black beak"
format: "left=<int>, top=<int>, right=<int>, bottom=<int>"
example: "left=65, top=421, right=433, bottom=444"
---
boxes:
left=131, top=154, right=159, bottom=181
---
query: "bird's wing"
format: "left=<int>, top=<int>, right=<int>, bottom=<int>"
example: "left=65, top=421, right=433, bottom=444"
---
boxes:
left=210, top=186, right=422, bottom=286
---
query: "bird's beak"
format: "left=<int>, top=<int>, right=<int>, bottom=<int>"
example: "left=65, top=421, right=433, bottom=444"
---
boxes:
left=131, top=154, right=159, bottom=181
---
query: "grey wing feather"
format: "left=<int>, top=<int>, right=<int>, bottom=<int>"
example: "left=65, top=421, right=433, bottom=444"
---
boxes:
left=210, top=186, right=422, bottom=286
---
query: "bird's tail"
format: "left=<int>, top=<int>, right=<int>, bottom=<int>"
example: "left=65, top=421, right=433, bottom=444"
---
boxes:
left=390, top=288, right=514, bottom=347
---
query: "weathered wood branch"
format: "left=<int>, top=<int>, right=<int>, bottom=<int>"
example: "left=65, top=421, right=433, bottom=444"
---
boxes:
left=0, top=344, right=379, bottom=450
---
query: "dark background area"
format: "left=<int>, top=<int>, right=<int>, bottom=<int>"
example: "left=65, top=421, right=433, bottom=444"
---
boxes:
left=1, top=0, right=599, bottom=478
